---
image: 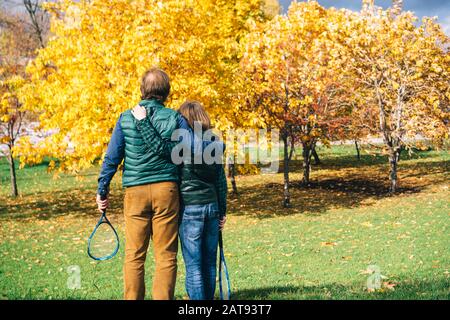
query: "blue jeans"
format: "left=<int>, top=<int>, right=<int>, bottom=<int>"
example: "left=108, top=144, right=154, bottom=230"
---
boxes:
left=179, top=203, right=219, bottom=300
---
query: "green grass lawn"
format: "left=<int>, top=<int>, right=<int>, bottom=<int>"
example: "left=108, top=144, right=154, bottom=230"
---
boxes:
left=0, top=145, right=449, bottom=299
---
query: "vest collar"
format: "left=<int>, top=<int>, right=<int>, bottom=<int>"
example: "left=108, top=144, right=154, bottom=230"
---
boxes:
left=139, top=99, right=165, bottom=109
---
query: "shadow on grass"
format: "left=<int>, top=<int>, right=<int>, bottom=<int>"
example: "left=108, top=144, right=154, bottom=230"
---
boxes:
left=0, top=151, right=447, bottom=221
left=288, top=149, right=445, bottom=171
left=229, top=159, right=448, bottom=218
left=4, top=278, right=448, bottom=300
left=0, top=189, right=124, bottom=220
left=233, top=278, right=450, bottom=300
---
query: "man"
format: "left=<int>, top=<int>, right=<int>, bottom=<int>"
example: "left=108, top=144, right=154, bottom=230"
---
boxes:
left=96, top=68, right=187, bottom=300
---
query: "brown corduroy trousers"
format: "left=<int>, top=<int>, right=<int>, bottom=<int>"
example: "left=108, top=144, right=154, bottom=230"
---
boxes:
left=123, top=181, right=179, bottom=300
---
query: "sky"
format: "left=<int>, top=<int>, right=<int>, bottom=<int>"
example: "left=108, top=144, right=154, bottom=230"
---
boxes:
left=279, top=0, right=450, bottom=34
left=2, top=1, right=449, bottom=34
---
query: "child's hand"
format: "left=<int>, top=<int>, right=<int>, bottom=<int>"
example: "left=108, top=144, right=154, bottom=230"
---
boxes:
left=219, top=216, right=227, bottom=230
left=96, top=194, right=109, bottom=212
left=131, top=105, right=146, bottom=121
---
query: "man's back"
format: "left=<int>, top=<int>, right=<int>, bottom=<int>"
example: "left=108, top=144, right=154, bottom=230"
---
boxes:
left=120, top=99, right=179, bottom=188
left=96, top=68, right=182, bottom=300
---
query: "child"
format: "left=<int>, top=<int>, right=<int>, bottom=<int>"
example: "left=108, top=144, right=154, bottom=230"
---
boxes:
left=177, top=100, right=227, bottom=300
left=132, top=100, right=227, bottom=300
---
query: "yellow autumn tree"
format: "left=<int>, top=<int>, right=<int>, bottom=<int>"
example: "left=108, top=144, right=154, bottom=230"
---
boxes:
left=240, top=1, right=351, bottom=206
left=340, top=4, right=450, bottom=192
left=21, top=0, right=273, bottom=172
left=1, top=8, right=45, bottom=197
left=0, top=76, right=26, bottom=197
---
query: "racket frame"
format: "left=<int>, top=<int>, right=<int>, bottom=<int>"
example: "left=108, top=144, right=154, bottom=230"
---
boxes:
left=87, top=210, right=120, bottom=261
left=218, top=231, right=231, bottom=300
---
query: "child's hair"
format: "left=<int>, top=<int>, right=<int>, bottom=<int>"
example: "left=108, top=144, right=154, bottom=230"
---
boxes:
left=178, top=100, right=211, bottom=131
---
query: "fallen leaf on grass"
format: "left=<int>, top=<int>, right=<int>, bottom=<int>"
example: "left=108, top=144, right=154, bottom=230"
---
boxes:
left=361, top=222, right=373, bottom=228
left=382, top=281, right=397, bottom=291
left=282, top=252, right=294, bottom=257
left=341, top=256, right=352, bottom=261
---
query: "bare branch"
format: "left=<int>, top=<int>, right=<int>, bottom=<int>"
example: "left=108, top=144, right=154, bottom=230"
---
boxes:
left=22, top=0, right=48, bottom=48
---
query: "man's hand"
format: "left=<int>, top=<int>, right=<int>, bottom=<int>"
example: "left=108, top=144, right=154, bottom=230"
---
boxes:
left=219, top=216, right=227, bottom=231
left=131, top=105, right=147, bottom=121
left=96, top=194, right=109, bottom=212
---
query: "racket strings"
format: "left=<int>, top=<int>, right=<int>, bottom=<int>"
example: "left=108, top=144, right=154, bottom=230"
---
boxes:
left=219, top=258, right=231, bottom=300
left=88, top=222, right=119, bottom=260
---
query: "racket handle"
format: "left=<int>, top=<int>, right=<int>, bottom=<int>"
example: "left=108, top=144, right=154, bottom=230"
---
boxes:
left=219, top=230, right=223, bottom=248
left=100, top=194, right=107, bottom=214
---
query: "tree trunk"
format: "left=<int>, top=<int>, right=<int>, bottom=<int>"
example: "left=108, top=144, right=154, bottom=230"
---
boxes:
left=7, top=148, right=18, bottom=197
left=311, top=146, right=320, bottom=165
left=355, top=140, right=361, bottom=160
left=388, top=148, right=401, bottom=193
left=282, top=133, right=290, bottom=208
left=228, top=159, right=238, bottom=195
left=302, top=143, right=312, bottom=186
left=288, top=136, right=295, bottom=161
left=256, top=130, right=260, bottom=166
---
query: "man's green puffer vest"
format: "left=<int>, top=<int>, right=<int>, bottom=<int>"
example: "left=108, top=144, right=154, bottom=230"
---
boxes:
left=120, top=99, right=179, bottom=187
